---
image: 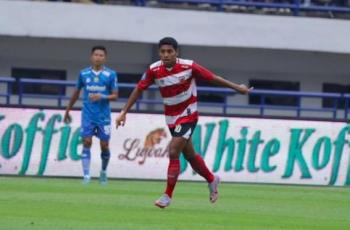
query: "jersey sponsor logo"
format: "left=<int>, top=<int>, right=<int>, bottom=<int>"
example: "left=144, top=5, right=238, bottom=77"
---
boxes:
left=154, top=69, right=192, bottom=87
left=86, top=85, right=106, bottom=92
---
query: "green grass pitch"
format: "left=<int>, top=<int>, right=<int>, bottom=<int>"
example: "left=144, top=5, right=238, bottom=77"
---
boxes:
left=0, top=176, right=349, bottom=230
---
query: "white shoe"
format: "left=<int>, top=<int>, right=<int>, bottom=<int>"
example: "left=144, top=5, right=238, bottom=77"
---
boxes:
left=82, top=175, right=91, bottom=185
left=99, top=170, right=108, bottom=185
left=208, top=175, right=220, bottom=203
left=154, top=194, right=171, bottom=209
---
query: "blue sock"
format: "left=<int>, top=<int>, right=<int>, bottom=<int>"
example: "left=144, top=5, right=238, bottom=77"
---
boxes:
left=81, top=147, right=91, bottom=177
left=101, top=150, right=110, bottom=171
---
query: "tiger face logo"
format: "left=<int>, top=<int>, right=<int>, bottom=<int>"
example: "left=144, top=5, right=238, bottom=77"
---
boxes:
left=144, top=128, right=167, bottom=148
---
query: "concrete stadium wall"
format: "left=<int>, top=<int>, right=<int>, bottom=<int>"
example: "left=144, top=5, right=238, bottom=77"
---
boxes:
left=1, top=0, right=350, bottom=53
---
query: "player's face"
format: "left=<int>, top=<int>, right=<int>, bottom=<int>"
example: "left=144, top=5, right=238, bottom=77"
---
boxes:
left=159, top=45, right=178, bottom=67
left=90, top=50, right=106, bottom=67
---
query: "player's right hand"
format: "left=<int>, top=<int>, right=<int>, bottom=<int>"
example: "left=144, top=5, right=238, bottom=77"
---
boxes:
left=115, top=112, right=126, bottom=129
left=239, top=84, right=254, bottom=95
left=63, top=112, right=72, bottom=124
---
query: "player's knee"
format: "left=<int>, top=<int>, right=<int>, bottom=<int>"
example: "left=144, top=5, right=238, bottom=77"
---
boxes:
left=83, top=139, right=92, bottom=148
left=100, top=142, right=109, bottom=152
left=169, top=147, right=180, bottom=159
left=183, top=153, right=195, bottom=161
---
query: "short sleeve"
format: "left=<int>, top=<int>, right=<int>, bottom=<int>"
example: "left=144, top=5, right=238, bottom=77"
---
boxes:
left=192, top=62, right=215, bottom=81
left=110, top=71, right=118, bottom=91
left=76, top=72, right=84, bottom=90
left=137, top=68, right=154, bottom=90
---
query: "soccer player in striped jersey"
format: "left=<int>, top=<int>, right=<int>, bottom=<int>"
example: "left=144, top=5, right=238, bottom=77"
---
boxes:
left=64, top=46, right=118, bottom=185
left=115, top=37, right=253, bottom=208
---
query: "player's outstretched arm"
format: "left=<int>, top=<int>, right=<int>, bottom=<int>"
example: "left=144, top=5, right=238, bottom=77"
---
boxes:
left=115, top=87, right=143, bottom=129
left=211, top=75, right=253, bottom=95
left=64, top=89, right=81, bottom=123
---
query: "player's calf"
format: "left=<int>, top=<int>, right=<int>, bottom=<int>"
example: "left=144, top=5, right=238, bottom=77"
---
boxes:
left=100, top=150, right=110, bottom=185
left=81, top=147, right=91, bottom=183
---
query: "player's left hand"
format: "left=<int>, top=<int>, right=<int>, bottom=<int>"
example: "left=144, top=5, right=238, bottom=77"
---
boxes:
left=239, top=84, right=254, bottom=95
left=89, top=93, right=102, bottom=101
left=63, top=111, right=72, bottom=124
left=115, top=111, right=126, bottom=129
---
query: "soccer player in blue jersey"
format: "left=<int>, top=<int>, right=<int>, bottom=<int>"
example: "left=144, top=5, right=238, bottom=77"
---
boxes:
left=64, top=46, right=118, bottom=184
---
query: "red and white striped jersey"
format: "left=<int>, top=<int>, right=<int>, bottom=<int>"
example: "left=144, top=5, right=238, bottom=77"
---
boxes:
left=137, top=58, right=215, bottom=127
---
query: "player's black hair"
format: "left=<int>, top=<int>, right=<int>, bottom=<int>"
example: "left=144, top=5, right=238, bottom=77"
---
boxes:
left=91, top=46, right=107, bottom=55
left=158, top=37, right=178, bottom=50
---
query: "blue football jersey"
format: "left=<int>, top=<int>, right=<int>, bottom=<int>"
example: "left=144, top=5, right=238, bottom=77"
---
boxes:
left=76, top=66, right=118, bottom=125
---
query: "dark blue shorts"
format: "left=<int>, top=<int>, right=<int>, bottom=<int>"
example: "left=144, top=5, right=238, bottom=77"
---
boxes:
left=169, top=122, right=197, bottom=140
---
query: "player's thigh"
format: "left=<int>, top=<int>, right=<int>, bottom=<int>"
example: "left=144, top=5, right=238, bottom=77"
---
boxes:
left=96, top=124, right=111, bottom=142
left=80, top=121, right=95, bottom=139
left=168, top=122, right=197, bottom=158
left=182, top=139, right=196, bottom=160
left=168, top=137, right=188, bottom=159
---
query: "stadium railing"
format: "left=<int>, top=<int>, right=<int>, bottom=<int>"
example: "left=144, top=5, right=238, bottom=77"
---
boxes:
left=0, top=77, right=348, bottom=120
left=152, top=0, right=350, bottom=16
left=0, top=77, right=15, bottom=105
left=344, top=93, right=350, bottom=119
left=17, top=78, right=76, bottom=107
